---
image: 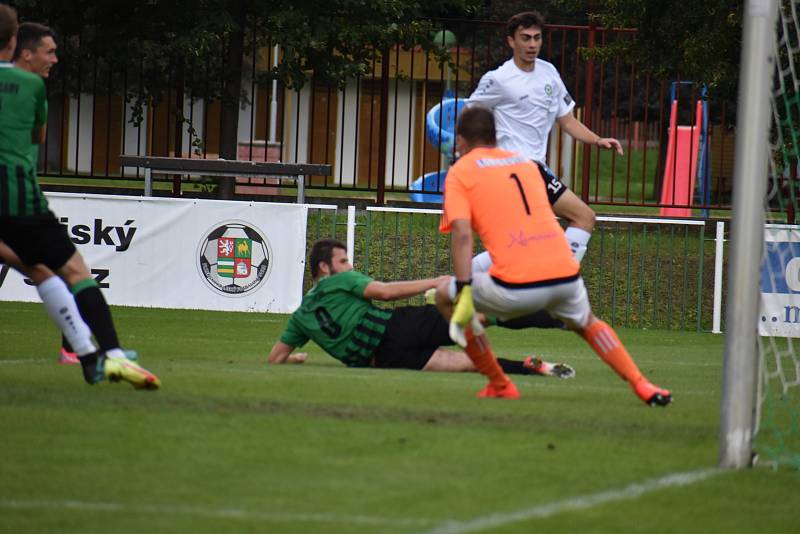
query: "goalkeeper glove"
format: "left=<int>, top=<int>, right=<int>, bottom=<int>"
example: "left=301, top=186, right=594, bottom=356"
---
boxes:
left=449, top=282, right=484, bottom=347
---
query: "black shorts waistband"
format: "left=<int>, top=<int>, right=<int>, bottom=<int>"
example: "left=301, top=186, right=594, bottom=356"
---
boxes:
left=490, top=273, right=580, bottom=289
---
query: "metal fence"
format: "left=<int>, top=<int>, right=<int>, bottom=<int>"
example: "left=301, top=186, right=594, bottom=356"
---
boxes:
left=36, top=18, right=744, bottom=214
left=305, top=206, right=728, bottom=332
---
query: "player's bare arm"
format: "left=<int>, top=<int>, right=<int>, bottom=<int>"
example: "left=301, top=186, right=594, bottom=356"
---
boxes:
left=362, top=275, right=450, bottom=301
left=267, top=341, right=298, bottom=363
left=556, top=113, right=623, bottom=156
left=450, top=220, right=473, bottom=283
left=32, top=124, right=46, bottom=144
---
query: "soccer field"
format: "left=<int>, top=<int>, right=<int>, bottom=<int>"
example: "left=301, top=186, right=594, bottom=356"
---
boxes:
left=1, top=301, right=797, bottom=533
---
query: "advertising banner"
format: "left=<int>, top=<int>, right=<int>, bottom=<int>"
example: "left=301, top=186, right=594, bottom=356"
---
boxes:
left=0, top=193, right=307, bottom=313
left=760, top=224, right=800, bottom=336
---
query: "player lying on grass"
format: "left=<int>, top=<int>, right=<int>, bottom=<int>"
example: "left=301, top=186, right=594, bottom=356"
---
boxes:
left=267, top=238, right=575, bottom=378
left=433, top=105, right=670, bottom=405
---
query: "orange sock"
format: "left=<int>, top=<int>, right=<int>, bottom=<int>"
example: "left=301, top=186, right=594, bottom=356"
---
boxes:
left=582, top=320, right=644, bottom=385
left=464, top=331, right=510, bottom=389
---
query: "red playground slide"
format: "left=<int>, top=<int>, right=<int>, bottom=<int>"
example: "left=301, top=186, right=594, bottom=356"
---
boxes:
left=660, top=100, right=703, bottom=217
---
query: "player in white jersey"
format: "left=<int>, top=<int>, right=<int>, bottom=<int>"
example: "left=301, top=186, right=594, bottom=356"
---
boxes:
left=467, top=11, right=623, bottom=263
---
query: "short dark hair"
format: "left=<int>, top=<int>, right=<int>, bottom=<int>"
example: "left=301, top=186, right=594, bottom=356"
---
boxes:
left=456, top=106, right=496, bottom=147
left=309, top=238, right=347, bottom=278
left=0, top=4, right=18, bottom=50
left=505, top=11, right=545, bottom=38
left=13, top=22, right=55, bottom=61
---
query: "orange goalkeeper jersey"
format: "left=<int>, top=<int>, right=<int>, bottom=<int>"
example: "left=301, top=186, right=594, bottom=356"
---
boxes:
left=440, top=146, right=579, bottom=285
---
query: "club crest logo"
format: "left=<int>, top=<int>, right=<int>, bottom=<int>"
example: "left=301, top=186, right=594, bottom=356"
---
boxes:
left=544, top=84, right=553, bottom=96
left=197, top=221, right=272, bottom=296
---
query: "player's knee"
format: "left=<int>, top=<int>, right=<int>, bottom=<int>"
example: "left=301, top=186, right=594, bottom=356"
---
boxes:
left=471, top=251, right=492, bottom=273
left=579, top=206, right=596, bottom=232
left=567, top=312, right=596, bottom=335
left=57, top=253, right=91, bottom=286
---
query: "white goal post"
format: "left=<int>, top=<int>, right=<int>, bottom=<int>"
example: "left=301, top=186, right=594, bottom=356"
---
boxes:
left=719, top=0, right=779, bottom=469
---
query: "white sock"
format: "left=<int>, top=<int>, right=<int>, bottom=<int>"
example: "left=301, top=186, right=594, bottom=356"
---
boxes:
left=105, top=348, right=126, bottom=360
left=36, top=276, right=96, bottom=356
left=564, top=227, right=592, bottom=262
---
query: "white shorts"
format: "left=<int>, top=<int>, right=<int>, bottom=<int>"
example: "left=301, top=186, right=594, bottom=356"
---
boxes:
left=472, top=251, right=492, bottom=274
left=449, top=273, right=592, bottom=328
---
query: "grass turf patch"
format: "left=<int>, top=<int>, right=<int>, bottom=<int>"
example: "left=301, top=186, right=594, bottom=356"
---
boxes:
left=0, top=301, right=797, bottom=533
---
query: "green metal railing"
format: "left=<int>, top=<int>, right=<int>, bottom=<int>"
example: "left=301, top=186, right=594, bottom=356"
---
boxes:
left=351, top=207, right=719, bottom=331
left=582, top=217, right=710, bottom=331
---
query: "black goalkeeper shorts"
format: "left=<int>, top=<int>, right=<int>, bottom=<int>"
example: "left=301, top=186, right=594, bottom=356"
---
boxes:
left=372, top=305, right=453, bottom=370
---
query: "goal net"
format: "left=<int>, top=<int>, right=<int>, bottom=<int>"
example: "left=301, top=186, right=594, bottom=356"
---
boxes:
left=756, top=0, right=800, bottom=469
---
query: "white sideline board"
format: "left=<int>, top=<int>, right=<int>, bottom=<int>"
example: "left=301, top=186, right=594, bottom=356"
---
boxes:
left=0, top=193, right=308, bottom=313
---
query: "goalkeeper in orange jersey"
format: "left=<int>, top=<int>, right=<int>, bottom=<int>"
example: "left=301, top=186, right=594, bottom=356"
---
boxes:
left=433, top=105, right=671, bottom=405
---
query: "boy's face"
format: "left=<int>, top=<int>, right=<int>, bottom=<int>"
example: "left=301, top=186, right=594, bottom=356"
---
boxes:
left=507, top=25, right=542, bottom=66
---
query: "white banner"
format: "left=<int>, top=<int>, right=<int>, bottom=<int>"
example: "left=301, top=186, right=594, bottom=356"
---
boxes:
left=0, top=193, right=307, bottom=313
left=760, top=224, right=800, bottom=336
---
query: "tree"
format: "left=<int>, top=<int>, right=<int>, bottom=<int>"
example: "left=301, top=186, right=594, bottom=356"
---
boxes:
left=14, top=0, right=478, bottom=198
left=574, top=0, right=742, bottom=101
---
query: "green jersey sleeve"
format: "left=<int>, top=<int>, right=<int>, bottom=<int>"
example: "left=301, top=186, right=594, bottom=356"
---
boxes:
left=336, top=270, right=373, bottom=297
left=280, top=313, right=310, bottom=348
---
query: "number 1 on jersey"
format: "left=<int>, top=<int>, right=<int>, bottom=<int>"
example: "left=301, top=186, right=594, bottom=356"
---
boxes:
left=509, top=173, right=531, bottom=215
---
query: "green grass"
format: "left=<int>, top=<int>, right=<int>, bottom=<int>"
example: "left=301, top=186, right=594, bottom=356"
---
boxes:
left=1, top=301, right=797, bottom=533
left=572, top=147, right=659, bottom=204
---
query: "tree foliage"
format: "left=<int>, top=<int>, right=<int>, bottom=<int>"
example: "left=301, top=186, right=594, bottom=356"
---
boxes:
left=13, top=0, right=478, bottom=197
left=14, top=0, right=478, bottom=94
left=575, top=0, right=742, bottom=100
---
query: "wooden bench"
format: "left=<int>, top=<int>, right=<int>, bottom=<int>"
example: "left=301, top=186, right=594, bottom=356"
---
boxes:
left=119, top=155, right=331, bottom=203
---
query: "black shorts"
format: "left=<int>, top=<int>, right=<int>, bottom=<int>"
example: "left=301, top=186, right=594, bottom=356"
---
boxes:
left=0, top=212, right=75, bottom=271
left=535, top=162, right=569, bottom=205
left=372, top=305, right=453, bottom=370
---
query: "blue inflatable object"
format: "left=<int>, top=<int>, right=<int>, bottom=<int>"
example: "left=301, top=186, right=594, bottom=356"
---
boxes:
left=409, top=171, right=446, bottom=204
left=425, top=98, right=467, bottom=152
left=409, top=98, right=466, bottom=202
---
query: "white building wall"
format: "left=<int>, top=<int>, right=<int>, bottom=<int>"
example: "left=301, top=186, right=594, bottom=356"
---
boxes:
left=122, top=97, right=148, bottom=157
left=281, top=85, right=311, bottom=164
left=66, top=94, right=94, bottom=174
left=384, top=82, right=416, bottom=187
left=547, top=123, right=574, bottom=187
left=238, top=81, right=255, bottom=143
left=179, top=97, right=207, bottom=157
left=334, top=80, right=359, bottom=186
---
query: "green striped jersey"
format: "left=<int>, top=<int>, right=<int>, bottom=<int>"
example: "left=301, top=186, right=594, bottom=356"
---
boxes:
left=280, top=270, right=393, bottom=366
left=0, top=62, right=49, bottom=216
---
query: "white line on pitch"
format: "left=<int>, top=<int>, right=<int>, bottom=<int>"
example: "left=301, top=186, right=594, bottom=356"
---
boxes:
left=0, top=358, right=49, bottom=364
left=0, top=498, right=433, bottom=528
left=417, top=468, right=722, bottom=534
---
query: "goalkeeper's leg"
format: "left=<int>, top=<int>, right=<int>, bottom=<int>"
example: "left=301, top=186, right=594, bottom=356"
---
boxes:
left=578, top=316, right=671, bottom=406
left=555, top=280, right=670, bottom=406
left=433, top=278, right=517, bottom=398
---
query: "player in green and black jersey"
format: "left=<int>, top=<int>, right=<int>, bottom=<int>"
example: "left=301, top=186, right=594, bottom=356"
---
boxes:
left=268, top=238, right=575, bottom=377
left=0, top=5, right=160, bottom=390
left=0, top=21, right=98, bottom=365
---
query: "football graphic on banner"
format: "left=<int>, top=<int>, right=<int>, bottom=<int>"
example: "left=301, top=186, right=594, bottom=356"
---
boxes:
left=198, top=221, right=272, bottom=296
